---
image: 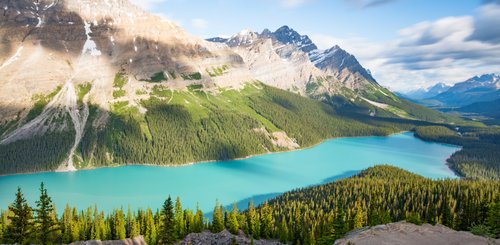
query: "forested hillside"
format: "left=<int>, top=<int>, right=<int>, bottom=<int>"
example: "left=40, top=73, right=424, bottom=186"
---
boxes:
left=1, top=166, right=499, bottom=244
left=414, top=126, right=500, bottom=180
left=1, top=83, right=433, bottom=175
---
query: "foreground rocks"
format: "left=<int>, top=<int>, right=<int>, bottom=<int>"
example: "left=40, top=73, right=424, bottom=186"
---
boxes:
left=178, top=230, right=282, bottom=245
left=335, top=221, right=500, bottom=245
left=70, top=235, right=146, bottom=245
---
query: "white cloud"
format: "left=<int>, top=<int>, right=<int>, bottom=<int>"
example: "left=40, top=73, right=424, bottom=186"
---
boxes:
left=129, top=0, right=167, bottom=9
left=311, top=5, right=500, bottom=92
left=190, top=18, right=209, bottom=30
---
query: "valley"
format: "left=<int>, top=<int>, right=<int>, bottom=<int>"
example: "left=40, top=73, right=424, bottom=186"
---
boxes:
left=0, top=0, right=499, bottom=244
left=0, top=132, right=459, bottom=214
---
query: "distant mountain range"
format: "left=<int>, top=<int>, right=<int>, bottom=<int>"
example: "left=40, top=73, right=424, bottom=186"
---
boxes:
left=399, top=73, right=500, bottom=119
left=401, top=83, right=451, bottom=101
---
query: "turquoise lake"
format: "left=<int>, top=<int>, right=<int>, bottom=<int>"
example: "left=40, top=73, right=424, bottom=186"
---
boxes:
left=0, top=132, right=460, bottom=214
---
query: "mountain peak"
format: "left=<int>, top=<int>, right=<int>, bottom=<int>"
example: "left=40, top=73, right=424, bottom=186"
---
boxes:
left=270, top=25, right=318, bottom=53
left=310, top=45, right=376, bottom=84
left=225, top=29, right=259, bottom=46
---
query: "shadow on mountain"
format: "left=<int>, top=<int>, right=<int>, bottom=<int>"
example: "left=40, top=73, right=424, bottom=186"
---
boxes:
left=1, top=1, right=238, bottom=77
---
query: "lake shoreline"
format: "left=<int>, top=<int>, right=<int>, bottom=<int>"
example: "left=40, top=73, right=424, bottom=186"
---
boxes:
left=0, top=131, right=461, bottom=214
left=0, top=130, right=462, bottom=178
left=0, top=131, right=411, bottom=177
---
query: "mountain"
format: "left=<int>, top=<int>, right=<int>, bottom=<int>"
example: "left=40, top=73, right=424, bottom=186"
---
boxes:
left=458, top=98, right=500, bottom=119
left=209, top=25, right=379, bottom=92
left=403, top=83, right=451, bottom=100
left=261, top=25, right=318, bottom=53
left=0, top=0, right=457, bottom=175
left=430, top=74, right=500, bottom=107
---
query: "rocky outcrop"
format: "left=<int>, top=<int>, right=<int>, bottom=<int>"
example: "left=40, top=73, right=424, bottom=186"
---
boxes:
left=70, top=235, right=146, bottom=245
left=178, top=230, right=283, bottom=245
left=334, top=221, right=500, bottom=245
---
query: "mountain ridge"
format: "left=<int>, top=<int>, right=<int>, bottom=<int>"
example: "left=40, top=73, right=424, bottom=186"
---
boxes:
left=0, top=0, right=459, bottom=175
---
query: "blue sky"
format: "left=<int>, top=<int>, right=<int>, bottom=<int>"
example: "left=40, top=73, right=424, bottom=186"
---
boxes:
left=132, top=0, right=500, bottom=91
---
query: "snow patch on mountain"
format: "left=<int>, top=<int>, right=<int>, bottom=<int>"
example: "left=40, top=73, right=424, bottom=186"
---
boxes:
left=82, top=22, right=102, bottom=56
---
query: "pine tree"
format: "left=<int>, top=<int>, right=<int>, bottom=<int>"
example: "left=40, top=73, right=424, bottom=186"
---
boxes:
left=35, top=183, right=58, bottom=245
left=126, top=206, right=133, bottom=238
left=278, top=216, right=289, bottom=243
left=5, top=187, right=33, bottom=245
left=145, top=208, right=157, bottom=245
left=61, top=204, right=73, bottom=243
left=193, top=204, right=204, bottom=233
left=228, top=203, right=239, bottom=234
left=211, top=200, right=224, bottom=233
left=114, top=209, right=126, bottom=240
left=259, top=201, right=273, bottom=239
left=246, top=201, right=257, bottom=237
left=184, top=210, right=194, bottom=234
left=174, top=197, right=186, bottom=239
left=158, top=197, right=175, bottom=244
left=487, top=200, right=500, bottom=237
left=353, top=200, right=365, bottom=229
left=130, top=217, right=140, bottom=238
left=441, top=196, right=453, bottom=227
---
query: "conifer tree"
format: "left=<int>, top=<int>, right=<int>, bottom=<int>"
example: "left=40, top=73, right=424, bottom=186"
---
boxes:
left=211, top=200, right=224, bottom=233
left=487, top=200, right=500, bottom=237
left=113, top=209, right=126, bottom=240
left=61, top=204, right=73, bottom=243
left=278, top=216, right=289, bottom=243
left=193, top=204, right=204, bottom=233
left=158, top=197, right=174, bottom=244
left=353, top=200, right=365, bottom=229
left=174, top=197, right=185, bottom=239
left=259, top=201, right=273, bottom=239
left=145, top=208, right=157, bottom=245
left=5, top=187, right=33, bottom=245
left=35, top=183, right=58, bottom=245
left=246, top=201, right=257, bottom=237
left=228, top=203, right=239, bottom=234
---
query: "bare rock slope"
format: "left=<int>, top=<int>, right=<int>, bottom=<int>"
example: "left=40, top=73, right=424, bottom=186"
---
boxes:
left=70, top=235, right=146, bottom=245
left=179, top=230, right=283, bottom=245
left=335, top=222, right=500, bottom=245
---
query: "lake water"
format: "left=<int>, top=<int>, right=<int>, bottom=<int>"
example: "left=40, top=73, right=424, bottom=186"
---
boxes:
left=0, top=132, right=460, bottom=214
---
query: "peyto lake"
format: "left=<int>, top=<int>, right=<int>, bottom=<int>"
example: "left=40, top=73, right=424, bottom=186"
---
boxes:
left=0, top=132, right=460, bottom=214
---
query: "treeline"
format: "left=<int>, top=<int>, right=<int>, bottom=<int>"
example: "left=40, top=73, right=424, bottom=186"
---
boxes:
left=79, top=85, right=406, bottom=168
left=0, top=184, right=207, bottom=245
left=0, top=131, right=75, bottom=175
left=414, top=126, right=500, bottom=180
left=83, top=101, right=274, bottom=166
left=254, top=165, right=500, bottom=244
left=2, top=166, right=499, bottom=244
